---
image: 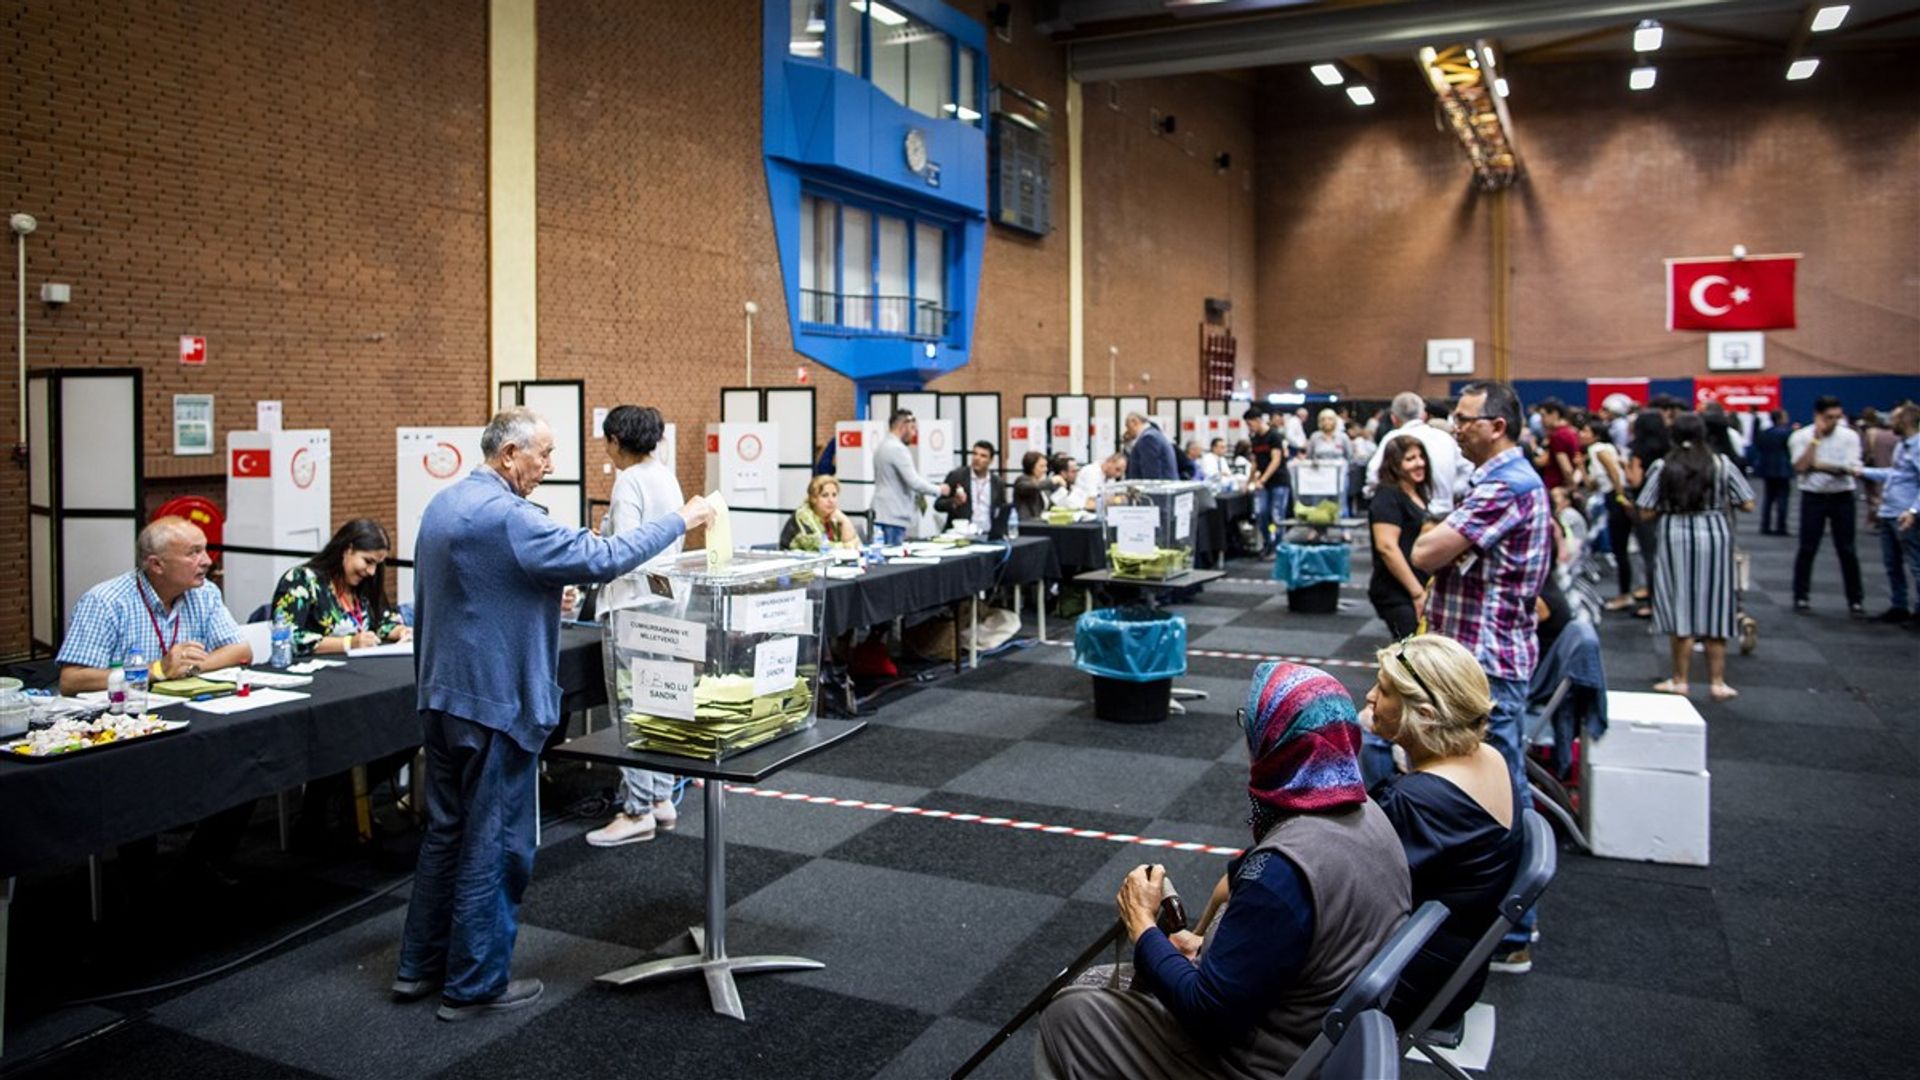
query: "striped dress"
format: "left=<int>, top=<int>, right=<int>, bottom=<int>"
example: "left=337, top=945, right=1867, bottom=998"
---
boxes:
left=1637, top=455, right=1754, bottom=639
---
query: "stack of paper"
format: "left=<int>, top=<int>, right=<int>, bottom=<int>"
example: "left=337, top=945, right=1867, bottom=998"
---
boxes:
left=626, top=670, right=814, bottom=759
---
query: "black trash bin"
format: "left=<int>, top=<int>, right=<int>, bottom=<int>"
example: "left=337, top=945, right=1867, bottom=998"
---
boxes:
left=1075, top=607, right=1188, bottom=725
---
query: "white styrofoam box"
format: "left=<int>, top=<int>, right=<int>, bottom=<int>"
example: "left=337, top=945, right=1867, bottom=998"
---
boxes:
left=1591, top=690, right=1708, bottom=774
left=1582, top=763, right=1711, bottom=866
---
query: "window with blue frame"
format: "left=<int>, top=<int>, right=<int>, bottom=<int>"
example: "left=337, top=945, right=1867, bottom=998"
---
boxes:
left=799, top=191, right=952, bottom=340
left=788, top=0, right=982, bottom=125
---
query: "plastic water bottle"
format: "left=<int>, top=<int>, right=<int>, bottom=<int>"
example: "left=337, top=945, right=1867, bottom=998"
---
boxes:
left=1006, top=509, right=1019, bottom=539
left=106, top=662, right=127, bottom=715
left=124, top=648, right=149, bottom=718
left=270, top=612, right=294, bottom=669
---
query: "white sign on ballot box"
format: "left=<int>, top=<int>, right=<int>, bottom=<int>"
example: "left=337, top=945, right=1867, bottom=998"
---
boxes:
left=395, top=426, right=485, bottom=601
left=226, top=429, right=331, bottom=619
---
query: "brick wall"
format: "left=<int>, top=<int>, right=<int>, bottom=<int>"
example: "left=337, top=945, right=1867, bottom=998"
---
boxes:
left=1083, top=73, right=1258, bottom=402
left=2, top=0, right=489, bottom=657
left=1256, top=51, right=1920, bottom=400
left=0, top=1, right=1273, bottom=655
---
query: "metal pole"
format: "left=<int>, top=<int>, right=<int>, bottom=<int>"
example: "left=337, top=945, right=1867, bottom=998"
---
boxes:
left=704, top=778, right=726, bottom=961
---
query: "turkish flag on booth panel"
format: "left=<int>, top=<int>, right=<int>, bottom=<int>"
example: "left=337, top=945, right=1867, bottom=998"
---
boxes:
left=231, top=448, right=271, bottom=478
left=1666, top=256, right=1797, bottom=331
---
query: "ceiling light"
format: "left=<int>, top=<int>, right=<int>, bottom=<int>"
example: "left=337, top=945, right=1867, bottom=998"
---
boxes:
left=1633, top=19, right=1663, bottom=52
left=1310, top=63, right=1344, bottom=86
left=1294, top=378, right=1309, bottom=390
left=1629, top=65, right=1657, bottom=91
left=1495, top=77, right=1510, bottom=98
left=1345, top=85, right=1376, bottom=106
left=1266, top=392, right=1282, bottom=405
left=853, top=0, right=908, bottom=27
left=1482, top=45, right=1497, bottom=67
left=1786, top=58, right=1820, bottom=80
left=1810, top=5, right=1849, bottom=32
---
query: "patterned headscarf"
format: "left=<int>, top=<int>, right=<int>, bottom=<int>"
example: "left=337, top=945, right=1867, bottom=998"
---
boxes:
left=1239, top=661, right=1367, bottom=840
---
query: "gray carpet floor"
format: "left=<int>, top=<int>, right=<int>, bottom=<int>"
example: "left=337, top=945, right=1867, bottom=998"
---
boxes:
left=5, top=503, right=1915, bottom=1078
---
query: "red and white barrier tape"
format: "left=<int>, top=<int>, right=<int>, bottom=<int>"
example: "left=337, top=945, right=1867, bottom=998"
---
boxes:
left=693, top=780, right=1245, bottom=857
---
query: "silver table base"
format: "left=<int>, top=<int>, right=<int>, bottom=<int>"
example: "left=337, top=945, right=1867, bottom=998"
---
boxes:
left=594, top=778, right=823, bottom=1020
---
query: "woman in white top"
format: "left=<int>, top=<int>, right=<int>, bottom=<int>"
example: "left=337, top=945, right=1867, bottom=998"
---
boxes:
left=586, top=405, right=687, bottom=848
left=1305, top=409, right=1350, bottom=462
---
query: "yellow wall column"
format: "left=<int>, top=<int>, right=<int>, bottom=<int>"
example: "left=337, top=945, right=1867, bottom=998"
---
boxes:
left=1067, top=78, right=1084, bottom=395
left=489, top=0, right=538, bottom=389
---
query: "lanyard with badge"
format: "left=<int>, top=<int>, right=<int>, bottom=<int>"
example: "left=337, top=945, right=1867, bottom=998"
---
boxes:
left=142, top=582, right=181, bottom=656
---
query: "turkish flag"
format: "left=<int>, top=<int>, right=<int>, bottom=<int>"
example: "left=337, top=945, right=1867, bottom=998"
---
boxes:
left=231, top=448, right=271, bottom=478
left=1693, top=376, right=1780, bottom=413
left=1666, top=256, right=1797, bottom=331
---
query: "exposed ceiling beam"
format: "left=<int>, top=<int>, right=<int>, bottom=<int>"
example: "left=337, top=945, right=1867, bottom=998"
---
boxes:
left=1067, top=0, right=1807, bottom=81
left=1504, top=23, right=1634, bottom=61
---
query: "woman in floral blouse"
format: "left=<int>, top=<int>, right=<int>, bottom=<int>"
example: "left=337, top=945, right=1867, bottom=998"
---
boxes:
left=271, top=519, right=410, bottom=657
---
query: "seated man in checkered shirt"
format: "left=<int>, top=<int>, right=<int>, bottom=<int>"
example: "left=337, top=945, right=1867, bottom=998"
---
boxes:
left=57, top=516, right=251, bottom=694
left=55, top=515, right=256, bottom=883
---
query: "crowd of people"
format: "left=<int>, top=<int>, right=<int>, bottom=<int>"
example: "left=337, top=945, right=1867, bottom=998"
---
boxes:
left=41, top=380, right=1914, bottom=1044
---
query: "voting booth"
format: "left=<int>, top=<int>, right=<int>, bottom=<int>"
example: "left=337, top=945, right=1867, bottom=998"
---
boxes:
left=832, top=421, right=888, bottom=516
left=913, top=417, right=957, bottom=538
left=705, top=422, right=783, bottom=548
left=1089, top=417, right=1116, bottom=466
left=225, top=428, right=331, bottom=619
left=395, top=426, right=485, bottom=601
left=1048, top=418, right=1088, bottom=465
left=27, top=368, right=144, bottom=652
left=1004, top=417, right=1042, bottom=482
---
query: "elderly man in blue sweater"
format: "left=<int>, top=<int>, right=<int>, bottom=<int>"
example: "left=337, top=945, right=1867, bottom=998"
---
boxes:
left=393, top=407, right=711, bottom=1021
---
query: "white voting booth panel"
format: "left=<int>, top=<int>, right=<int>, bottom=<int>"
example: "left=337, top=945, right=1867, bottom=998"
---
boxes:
left=1005, top=417, right=1042, bottom=481
left=705, top=423, right=783, bottom=547
left=396, top=426, right=485, bottom=602
left=1089, top=417, right=1116, bottom=466
left=1048, top=418, right=1088, bottom=465
left=28, top=370, right=144, bottom=650
left=1583, top=691, right=1711, bottom=866
left=833, top=421, right=888, bottom=514
left=226, top=429, right=331, bottom=620
left=910, top=418, right=956, bottom=538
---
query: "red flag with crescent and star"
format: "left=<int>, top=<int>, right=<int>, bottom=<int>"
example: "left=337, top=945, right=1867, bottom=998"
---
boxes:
left=1666, top=255, right=1797, bottom=331
left=231, top=448, right=271, bottom=478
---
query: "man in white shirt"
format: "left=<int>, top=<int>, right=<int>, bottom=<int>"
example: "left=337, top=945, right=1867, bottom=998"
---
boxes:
left=935, top=440, right=1005, bottom=534
left=1198, top=438, right=1226, bottom=483
left=1789, top=394, right=1866, bottom=615
left=1365, top=391, right=1471, bottom=516
left=1049, top=454, right=1098, bottom=510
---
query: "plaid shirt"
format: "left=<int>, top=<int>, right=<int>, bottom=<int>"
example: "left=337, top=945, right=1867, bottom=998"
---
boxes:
left=56, top=571, right=243, bottom=670
left=1428, top=447, right=1552, bottom=681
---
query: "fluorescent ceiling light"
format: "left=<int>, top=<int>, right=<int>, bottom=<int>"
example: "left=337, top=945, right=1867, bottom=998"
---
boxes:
left=789, top=41, right=824, bottom=57
left=1293, top=378, right=1309, bottom=390
left=1310, top=63, right=1344, bottom=86
left=943, top=103, right=983, bottom=121
left=1345, top=85, right=1376, bottom=106
left=1495, top=77, right=1510, bottom=98
left=853, top=0, right=908, bottom=27
left=1481, top=45, right=1497, bottom=67
left=1266, top=392, right=1282, bottom=405
left=1629, top=66, right=1657, bottom=90
left=1633, top=20, right=1663, bottom=52
left=1810, top=5, right=1849, bottom=32
left=1786, top=58, right=1820, bottom=80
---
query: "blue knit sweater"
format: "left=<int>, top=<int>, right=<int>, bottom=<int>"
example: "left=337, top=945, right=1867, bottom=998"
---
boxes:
left=414, top=467, right=686, bottom=752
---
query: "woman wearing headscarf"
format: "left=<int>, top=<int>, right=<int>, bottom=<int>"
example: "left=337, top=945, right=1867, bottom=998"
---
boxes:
left=1036, top=663, right=1411, bottom=1079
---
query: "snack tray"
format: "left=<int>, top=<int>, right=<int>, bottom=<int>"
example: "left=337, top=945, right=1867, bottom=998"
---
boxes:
left=2, top=718, right=191, bottom=763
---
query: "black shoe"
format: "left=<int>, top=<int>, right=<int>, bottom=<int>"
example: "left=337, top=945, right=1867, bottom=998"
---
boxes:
left=1905, top=615, right=1920, bottom=632
left=1873, top=608, right=1911, bottom=624
left=1793, top=599, right=1811, bottom=614
left=436, top=978, right=544, bottom=1022
left=391, top=975, right=443, bottom=1003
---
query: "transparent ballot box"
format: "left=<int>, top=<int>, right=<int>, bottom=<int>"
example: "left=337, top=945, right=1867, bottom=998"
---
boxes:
left=598, top=549, right=830, bottom=760
left=1100, top=479, right=1205, bottom=580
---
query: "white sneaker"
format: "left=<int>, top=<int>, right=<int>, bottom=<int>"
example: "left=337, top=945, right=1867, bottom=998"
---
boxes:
left=651, top=800, right=678, bottom=831
left=585, top=812, right=656, bottom=847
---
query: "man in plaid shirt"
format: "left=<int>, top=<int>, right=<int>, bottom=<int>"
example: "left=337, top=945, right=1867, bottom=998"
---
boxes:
left=1414, top=380, right=1552, bottom=972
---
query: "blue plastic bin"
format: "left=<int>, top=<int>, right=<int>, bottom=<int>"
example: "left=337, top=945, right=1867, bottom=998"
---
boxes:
left=1075, top=607, right=1188, bottom=723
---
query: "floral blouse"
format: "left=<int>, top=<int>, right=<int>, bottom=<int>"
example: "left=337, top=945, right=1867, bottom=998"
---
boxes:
left=271, top=565, right=403, bottom=657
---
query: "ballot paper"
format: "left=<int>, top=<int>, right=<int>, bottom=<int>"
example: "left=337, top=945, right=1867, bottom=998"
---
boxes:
left=184, top=687, right=311, bottom=714
left=346, top=641, right=414, bottom=658
left=202, top=668, right=315, bottom=689
left=706, top=491, right=733, bottom=571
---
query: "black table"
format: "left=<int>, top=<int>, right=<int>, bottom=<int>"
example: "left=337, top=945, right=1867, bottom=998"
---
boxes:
left=545, top=719, right=867, bottom=1020
left=1216, top=491, right=1253, bottom=523
left=818, top=551, right=999, bottom=641
left=1021, top=522, right=1105, bottom=575
left=0, top=628, right=606, bottom=879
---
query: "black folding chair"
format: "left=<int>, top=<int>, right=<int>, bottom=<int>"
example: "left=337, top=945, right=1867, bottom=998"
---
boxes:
left=1398, top=810, right=1559, bottom=1080
left=1281, top=900, right=1449, bottom=1080
left=1321, top=1009, right=1400, bottom=1080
